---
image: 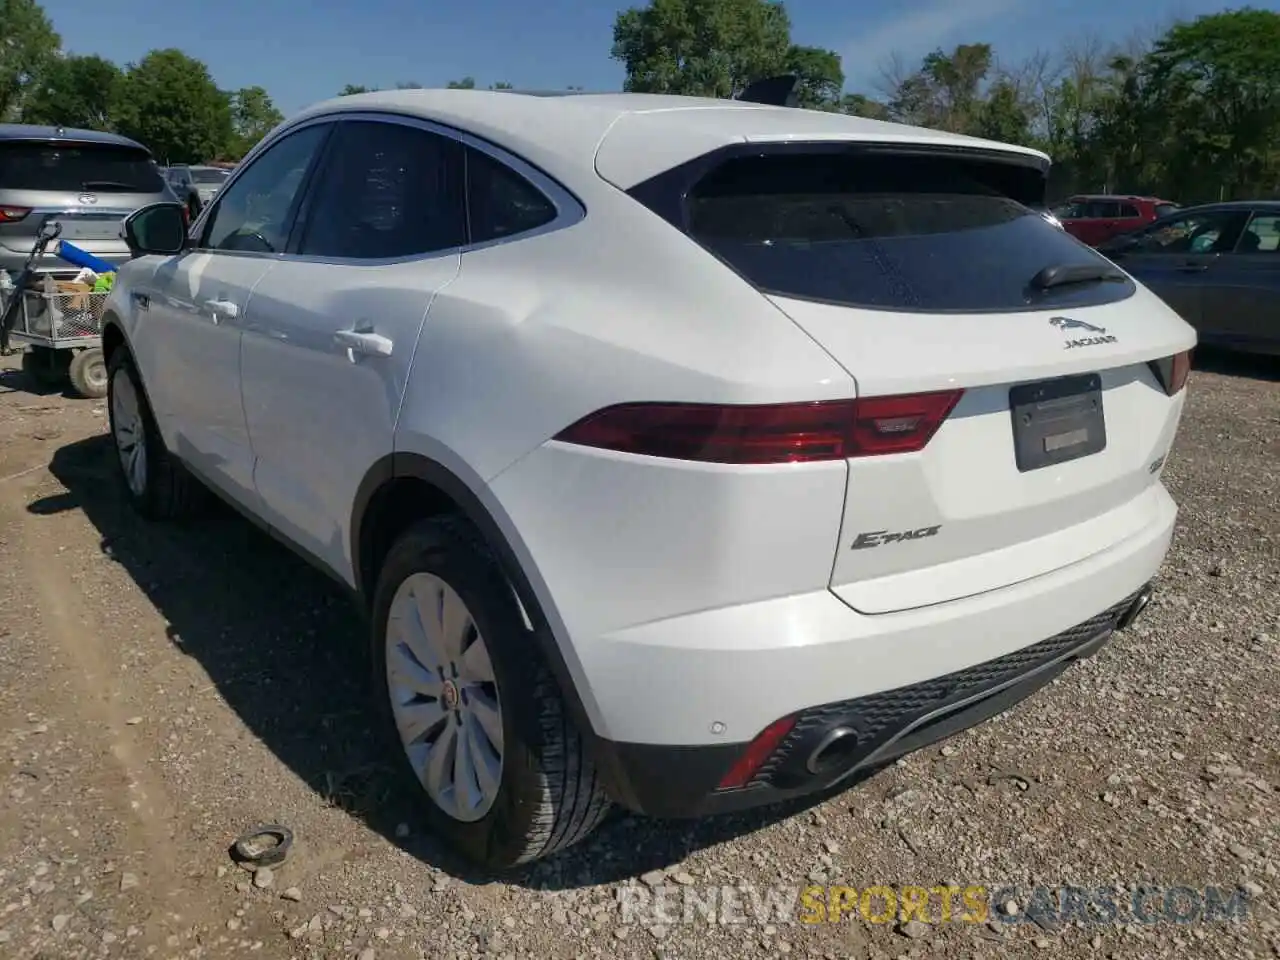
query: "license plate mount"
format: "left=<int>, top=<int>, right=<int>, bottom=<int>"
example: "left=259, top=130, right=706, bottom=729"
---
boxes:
left=1009, top=373, right=1106, bottom=472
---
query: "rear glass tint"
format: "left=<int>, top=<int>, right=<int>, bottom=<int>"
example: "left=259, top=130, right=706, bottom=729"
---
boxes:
left=686, top=152, right=1134, bottom=313
left=0, top=141, right=164, bottom=193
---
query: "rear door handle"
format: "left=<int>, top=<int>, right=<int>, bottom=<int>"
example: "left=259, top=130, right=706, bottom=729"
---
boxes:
left=1177, top=262, right=1208, bottom=273
left=334, top=328, right=394, bottom=358
left=204, top=299, right=240, bottom=323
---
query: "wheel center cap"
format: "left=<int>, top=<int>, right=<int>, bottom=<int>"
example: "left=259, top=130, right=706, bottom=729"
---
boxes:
left=441, top=680, right=459, bottom=711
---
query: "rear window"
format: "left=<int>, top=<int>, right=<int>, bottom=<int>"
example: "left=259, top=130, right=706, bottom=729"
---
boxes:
left=685, top=152, right=1133, bottom=313
left=0, top=141, right=164, bottom=193
left=1154, top=203, right=1180, bottom=219
left=192, top=168, right=228, bottom=184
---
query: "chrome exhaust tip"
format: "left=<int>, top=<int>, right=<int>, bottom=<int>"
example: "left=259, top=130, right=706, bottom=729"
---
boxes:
left=806, top=726, right=860, bottom=775
left=1117, top=584, right=1154, bottom=631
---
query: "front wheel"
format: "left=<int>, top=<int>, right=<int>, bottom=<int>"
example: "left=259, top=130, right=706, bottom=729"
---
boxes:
left=371, top=518, right=610, bottom=869
left=106, top=350, right=205, bottom=520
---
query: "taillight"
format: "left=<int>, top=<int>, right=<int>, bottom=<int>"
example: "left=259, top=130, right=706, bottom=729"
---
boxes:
left=717, top=715, right=796, bottom=790
left=1148, top=350, right=1192, bottom=396
left=553, top=390, right=963, bottom=464
left=0, top=206, right=31, bottom=223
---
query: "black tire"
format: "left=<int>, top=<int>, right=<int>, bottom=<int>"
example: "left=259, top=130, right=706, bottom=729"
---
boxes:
left=371, top=517, right=610, bottom=870
left=106, top=349, right=205, bottom=520
left=68, top=347, right=107, bottom=399
left=20, top=347, right=70, bottom=387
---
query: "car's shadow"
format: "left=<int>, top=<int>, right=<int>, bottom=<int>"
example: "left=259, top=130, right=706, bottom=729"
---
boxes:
left=32, top=434, right=874, bottom=890
left=1192, top=345, right=1279, bottom=382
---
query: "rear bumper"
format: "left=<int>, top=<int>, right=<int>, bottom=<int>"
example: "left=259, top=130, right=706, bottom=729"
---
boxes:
left=593, top=583, right=1153, bottom=818
left=577, top=484, right=1176, bottom=817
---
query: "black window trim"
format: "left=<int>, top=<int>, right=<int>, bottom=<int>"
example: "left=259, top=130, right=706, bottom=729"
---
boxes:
left=258, top=111, right=584, bottom=267
left=188, top=117, right=337, bottom=260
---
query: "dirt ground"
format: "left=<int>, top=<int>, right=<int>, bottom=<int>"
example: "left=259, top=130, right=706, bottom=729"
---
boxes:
left=0, top=348, right=1276, bottom=960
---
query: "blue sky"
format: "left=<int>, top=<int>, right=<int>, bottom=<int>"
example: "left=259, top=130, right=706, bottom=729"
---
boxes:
left=42, top=0, right=1271, bottom=116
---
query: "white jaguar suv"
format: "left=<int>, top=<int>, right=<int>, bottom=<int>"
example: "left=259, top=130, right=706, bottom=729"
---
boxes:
left=102, top=88, right=1196, bottom=870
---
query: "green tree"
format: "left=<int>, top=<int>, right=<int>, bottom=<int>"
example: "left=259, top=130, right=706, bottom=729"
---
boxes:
left=447, top=76, right=477, bottom=89
left=611, top=0, right=805, bottom=99
left=972, top=77, right=1033, bottom=144
left=227, top=85, right=283, bottom=159
left=0, top=0, right=60, bottom=119
left=338, top=84, right=375, bottom=96
left=112, top=49, right=232, bottom=164
left=20, top=53, right=121, bottom=129
left=785, top=44, right=843, bottom=109
left=887, top=43, right=996, bottom=133
left=1141, top=7, right=1280, bottom=199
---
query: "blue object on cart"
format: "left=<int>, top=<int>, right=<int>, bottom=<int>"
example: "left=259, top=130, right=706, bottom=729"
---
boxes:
left=56, top=240, right=117, bottom=275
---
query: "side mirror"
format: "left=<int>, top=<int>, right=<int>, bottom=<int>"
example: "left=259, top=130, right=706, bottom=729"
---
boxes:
left=122, top=202, right=189, bottom=257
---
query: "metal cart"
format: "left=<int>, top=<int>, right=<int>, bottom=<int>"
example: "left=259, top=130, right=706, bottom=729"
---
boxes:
left=2, top=286, right=110, bottom=398
left=0, top=218, right=110, bottom=399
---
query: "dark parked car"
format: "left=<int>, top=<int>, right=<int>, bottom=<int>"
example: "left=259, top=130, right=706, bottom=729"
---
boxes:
left=1051, top=194, right=1181, bottom=246
left=1098, top=201, right=1280, bottom=357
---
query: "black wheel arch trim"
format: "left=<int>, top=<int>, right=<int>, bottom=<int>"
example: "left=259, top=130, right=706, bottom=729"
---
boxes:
left=349, top=451, right=649, bottom=802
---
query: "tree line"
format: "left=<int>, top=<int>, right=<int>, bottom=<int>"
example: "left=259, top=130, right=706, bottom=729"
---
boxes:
left=0, top=0, right=284, bottom=163
left=609, top=1, right=1280, bottom=203
left=4, top=0, right=1276, bottom=202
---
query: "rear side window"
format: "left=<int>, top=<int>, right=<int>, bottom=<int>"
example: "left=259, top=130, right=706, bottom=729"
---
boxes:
left=684, top=152, right=1134, bottom=313
left=0, top=141, right=164, bottom=193
left=465, top=148, right=556, bottom=243
left=1117, top=204, right=1140, bottom=218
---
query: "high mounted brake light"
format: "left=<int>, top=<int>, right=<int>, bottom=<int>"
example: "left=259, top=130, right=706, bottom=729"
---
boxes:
left=553, top=391, right=964, bottom=464
left=1148, top=350, right=1192, bottom=396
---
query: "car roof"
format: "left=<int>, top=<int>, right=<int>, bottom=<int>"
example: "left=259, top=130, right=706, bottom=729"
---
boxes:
left=1161, top=200, right=1280, bottom=215
left=0, top=123, right=150, bottom=153
left=1069, top=194, right=1173, bottom=203
left=285, top=89, right=1052, bottom=191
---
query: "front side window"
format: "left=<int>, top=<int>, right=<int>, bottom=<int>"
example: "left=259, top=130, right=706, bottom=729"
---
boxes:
left=1131, top=210, right=1250, bottom=255
left=201, top=124, right=330, bottom=253
left=297, top=120, right=465, bottom=259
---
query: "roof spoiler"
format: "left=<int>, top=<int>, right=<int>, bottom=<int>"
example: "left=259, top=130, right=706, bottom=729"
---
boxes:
left=736, top=75, right=800, bottom=108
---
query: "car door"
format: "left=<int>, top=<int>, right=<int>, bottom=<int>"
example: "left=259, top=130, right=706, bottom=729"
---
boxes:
left=1201, top=211, right=1280, bottom=352
left=1101, top=208, right=1250, bottom=327
left=239, top=115, right=466, bottom=580
left=137, top=122, right=333, bottom=508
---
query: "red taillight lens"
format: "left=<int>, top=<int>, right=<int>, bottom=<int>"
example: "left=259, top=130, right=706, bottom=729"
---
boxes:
left=553, top=391, right=963, bottom=464
left=0, top=206, right=31, bottom=223
left=1148, top=350, right=1192, bottom=396
left=718, top=715, right=796, bottom=790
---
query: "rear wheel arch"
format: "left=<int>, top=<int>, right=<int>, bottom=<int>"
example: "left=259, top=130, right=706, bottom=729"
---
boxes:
left=351, top=452, right=605, bottom=749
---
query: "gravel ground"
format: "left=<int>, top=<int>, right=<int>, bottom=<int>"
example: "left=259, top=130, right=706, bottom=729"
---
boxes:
left=0, top=348, right=1276, bottom=960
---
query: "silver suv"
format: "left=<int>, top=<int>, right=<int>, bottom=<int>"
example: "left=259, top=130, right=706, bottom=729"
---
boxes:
left=0, top=124, right=177, bottom=276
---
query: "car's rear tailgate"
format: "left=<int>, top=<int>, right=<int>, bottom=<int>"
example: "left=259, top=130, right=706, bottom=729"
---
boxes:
left=771, top=289, right=1194, bottom=613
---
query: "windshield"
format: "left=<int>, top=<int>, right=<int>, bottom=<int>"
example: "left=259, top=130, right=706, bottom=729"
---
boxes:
left=0, top=141, right=164, bottom=193
left=687, top=153, right=1133, bottom=313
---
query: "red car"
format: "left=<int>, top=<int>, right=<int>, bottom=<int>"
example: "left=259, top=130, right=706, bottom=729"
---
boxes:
left=1050, top=194, right=1180, bottom=246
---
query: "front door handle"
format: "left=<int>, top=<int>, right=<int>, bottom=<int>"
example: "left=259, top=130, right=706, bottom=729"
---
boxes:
left=334, top=328, right=394, bottom=358
left=204, top=298, right=241, bottom=323
left=1176, top=262, right=1208, bottom=273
